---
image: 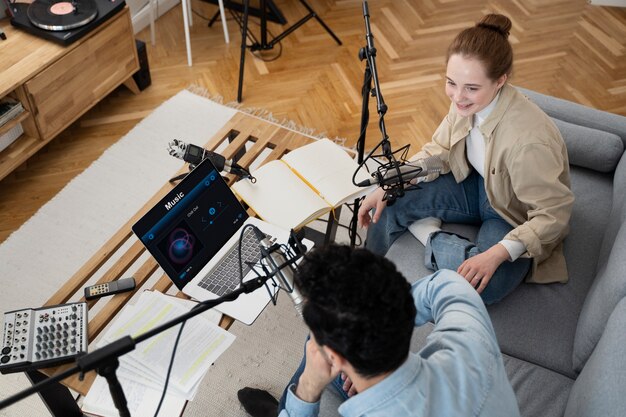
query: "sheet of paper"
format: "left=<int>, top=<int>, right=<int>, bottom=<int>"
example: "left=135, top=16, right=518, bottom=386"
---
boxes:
left=96, top=291, right=235, bottom=399
left=82, top=374, right=186, bottom=417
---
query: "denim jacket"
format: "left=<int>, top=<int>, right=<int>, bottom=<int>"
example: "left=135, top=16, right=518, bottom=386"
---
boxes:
left=281, top=270, right=520, bottom=417
left=414, top=84, right=574, bottom=283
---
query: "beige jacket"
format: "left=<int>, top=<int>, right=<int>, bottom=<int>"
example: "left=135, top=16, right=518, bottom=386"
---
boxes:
left=414, top=84, right=574, bottom=283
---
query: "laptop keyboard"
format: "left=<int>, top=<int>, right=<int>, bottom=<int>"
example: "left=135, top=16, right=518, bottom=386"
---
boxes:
left=198, top=227, right=266, bottom=296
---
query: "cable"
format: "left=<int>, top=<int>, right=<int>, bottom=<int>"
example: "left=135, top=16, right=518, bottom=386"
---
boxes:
left=153, top=320, right=186, bottom=417
left=153, top=223, right=255, bottom=416
left=230, top=8, right=284, bottom=62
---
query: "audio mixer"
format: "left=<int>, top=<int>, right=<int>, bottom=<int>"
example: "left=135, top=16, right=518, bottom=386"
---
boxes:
left=1, top=302, right=88, bottom=374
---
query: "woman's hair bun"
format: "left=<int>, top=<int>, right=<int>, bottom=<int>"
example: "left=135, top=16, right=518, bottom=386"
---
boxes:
left=477, top=14, right=512, bottom=38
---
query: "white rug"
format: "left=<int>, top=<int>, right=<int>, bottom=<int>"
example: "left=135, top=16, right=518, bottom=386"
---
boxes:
left=0, top=90, right=314, bottom=416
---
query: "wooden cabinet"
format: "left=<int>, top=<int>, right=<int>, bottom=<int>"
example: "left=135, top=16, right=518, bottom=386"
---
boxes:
left=0, top=7, right=139, bottom=180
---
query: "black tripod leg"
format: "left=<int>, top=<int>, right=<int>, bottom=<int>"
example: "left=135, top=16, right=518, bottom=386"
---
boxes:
left=25, top=370, right=83, bottom=417
left=298, top=0, right=342, bottom=45
left=237, top=0, right=250, bottom=103
left=208, top=10, right=220, bottom=27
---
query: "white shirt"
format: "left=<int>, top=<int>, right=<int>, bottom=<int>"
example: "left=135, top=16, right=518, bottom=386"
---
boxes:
left=466, top=94, right=526, bottom=261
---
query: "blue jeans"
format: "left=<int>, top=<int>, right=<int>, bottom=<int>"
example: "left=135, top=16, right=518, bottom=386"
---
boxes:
left=366, top=171, right=530, bottom=304
left=278, top=335, right=349, bottom=412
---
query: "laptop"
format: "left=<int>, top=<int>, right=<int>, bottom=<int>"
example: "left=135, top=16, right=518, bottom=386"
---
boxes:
left=132, top=158, right=301, bottom=325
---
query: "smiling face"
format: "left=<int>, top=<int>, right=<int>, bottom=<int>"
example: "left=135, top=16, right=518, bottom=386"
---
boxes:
left=445, top=54, right=507, bottom=118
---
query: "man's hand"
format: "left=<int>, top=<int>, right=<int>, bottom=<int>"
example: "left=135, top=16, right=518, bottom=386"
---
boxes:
left=457, top=244, right=510, bottom=294
left=295, top=340, right=340, bottom=403
left=341, top=373, right=357, bottom=397
left=358, top=188, right=387, bottom=228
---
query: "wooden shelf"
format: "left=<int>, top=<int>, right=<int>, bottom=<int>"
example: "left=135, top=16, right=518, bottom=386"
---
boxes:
left=0, top=7, right=139, bottom=181
left=0, top=110, right=29, bottom=137
left=0, top=132, right=44, bottom=181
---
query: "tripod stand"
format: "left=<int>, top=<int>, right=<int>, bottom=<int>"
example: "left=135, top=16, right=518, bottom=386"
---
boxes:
left=234, top=0, right=343, bottom=102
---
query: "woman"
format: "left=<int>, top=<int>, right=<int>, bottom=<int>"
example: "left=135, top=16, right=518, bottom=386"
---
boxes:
left=358, top=14, right=574, bottom=304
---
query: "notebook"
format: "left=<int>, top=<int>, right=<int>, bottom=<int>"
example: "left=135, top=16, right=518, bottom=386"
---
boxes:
left=132, top=158, right=298, bottom=325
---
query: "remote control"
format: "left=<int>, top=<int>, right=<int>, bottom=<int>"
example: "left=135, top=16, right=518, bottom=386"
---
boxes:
left=84, top=278, right=136, bottom=300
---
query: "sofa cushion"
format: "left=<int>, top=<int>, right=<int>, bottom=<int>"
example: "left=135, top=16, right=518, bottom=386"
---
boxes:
left=565, top=297, right=626, bottom=417
left=573, top=221, right=626, bottom=371
left=386, top=166, right=613, bottom=377
left=503, top=354, right=574, bottom=417
left=552, top=119, right=623, bottom=173
left=573, top=155, right=626, bottom=371
left=517, top=87, right=626, bottom=146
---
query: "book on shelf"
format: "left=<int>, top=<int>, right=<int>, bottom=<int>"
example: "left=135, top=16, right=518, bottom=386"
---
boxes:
left=232, top=138, right=374, bottom=231
left=0, top=98, right=24, bottom=128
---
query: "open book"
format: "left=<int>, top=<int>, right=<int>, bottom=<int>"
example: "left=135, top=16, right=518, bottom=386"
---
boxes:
left=232, top=139, right=373, bottom=231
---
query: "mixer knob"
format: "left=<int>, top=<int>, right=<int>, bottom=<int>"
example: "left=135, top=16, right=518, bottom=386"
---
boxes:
left=41, top=351, right=48, bottom=359
left=35, top=352, right=41, bottom=360
left=63, top=323, right=69, bottom=329
left=37, top=327, right=42, bottom=334
left=54, top=349, right=61, bottom=356
left=71, top=305, right=77, bottom=312
left=62, top=348, right=68, bottom=355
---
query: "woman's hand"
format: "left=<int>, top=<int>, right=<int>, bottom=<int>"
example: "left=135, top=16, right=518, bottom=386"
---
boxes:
left=358, top=187, right=387, bottom=228
left=457, top=244, right=510, bottom=293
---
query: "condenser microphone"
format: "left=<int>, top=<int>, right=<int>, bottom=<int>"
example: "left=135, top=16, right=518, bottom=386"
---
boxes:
left=357, top=155, right=444, bottom=187
left=167, top=139, right=254, bottom=180
left=254, top=228, right=304, bottom=318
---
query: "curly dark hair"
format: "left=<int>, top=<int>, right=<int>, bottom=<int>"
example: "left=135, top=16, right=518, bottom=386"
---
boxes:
left=295, top=244, right=416, bottom=378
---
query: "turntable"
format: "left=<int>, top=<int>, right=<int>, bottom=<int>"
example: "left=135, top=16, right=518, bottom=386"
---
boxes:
left=8, top=0, right=126, bottom=45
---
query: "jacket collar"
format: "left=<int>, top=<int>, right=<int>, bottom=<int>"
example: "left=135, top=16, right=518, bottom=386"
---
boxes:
left=449, top=83, right=517, bottom=145
left=478, top=83, right=516, bottom=141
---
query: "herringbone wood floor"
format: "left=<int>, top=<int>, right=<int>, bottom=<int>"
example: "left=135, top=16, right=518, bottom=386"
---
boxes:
left=1, top=0, right=625, bottom=243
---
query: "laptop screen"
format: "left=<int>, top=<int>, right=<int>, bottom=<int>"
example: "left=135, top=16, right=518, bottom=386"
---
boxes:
left=132, top=159, right=249, bottom=290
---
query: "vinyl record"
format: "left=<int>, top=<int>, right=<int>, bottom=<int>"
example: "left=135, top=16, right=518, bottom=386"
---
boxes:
left=27, top=0, right=98, bottom=31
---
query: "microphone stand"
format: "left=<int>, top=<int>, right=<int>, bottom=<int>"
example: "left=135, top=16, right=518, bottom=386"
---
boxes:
left=0, top=276, right=272, bottom=416
left=350, top=0, right=408, bottom=246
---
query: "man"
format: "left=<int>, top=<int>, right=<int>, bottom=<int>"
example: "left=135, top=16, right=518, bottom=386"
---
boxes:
left=239, top=244, right=520, bottom=417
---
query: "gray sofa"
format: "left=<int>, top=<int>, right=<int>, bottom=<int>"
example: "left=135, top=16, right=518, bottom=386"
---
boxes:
left=382, top=88, right=626, bottom=417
